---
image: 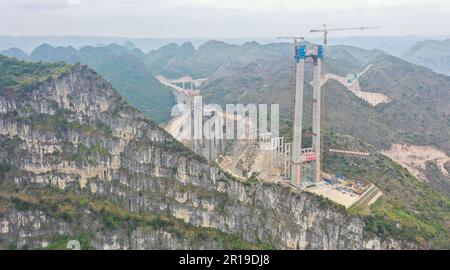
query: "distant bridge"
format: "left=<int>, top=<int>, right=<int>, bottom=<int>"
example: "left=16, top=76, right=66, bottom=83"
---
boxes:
left=157, top=75, right=207, bottom=142
left=156, top=75, right=205, bottom=110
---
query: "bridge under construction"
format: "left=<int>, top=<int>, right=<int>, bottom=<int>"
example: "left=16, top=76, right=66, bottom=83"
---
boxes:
left=158, top=28, right=383, bottom=208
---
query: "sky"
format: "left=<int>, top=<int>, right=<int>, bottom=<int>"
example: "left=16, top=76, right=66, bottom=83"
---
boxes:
left=0, top=0, right=450, bottom=38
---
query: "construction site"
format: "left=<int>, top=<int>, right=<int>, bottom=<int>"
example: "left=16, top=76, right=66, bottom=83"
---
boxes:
left=158, top=26, right=384, bottom=209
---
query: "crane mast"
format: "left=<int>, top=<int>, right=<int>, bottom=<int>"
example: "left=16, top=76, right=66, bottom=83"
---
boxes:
left=310, top=25, right=380, bottom=46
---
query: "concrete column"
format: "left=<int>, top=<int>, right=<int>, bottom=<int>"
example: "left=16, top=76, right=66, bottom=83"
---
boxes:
left=213, top=138, right=218, bottom=160
left=193, top=96, right=203, bottom=140
left=291, top=59, right=305, bottom=184
left=284, top=143, right=291, bottom=179
left=188, top=94, right=193, bottom=112
left=312, top=58, right=322, bottom=183
left=221, top=138, right=226, bottom=153
left=271, top=138, right=276, bottom=167
left=280, top=137, right=284, bottom=167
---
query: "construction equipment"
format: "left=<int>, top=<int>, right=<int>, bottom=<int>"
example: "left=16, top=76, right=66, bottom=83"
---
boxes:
left=309, top=25, right=379, bottom=75
left=277, top=36, right=305, bottom=44
left=328, top=149, right=370, bottom=157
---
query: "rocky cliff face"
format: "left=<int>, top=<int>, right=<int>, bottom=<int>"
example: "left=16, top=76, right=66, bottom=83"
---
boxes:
left=0, top=57, right=414, bottom=249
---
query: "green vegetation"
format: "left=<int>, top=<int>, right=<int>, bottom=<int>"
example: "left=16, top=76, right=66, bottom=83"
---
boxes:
left=363, top=214, right=403, bottom=242
left=29, top=44, right=175, bottom=123
left=0, top=55, right=73, bottom=97
left=277, top=100, right=450, bottom=248
left=0, top=136, right=20, bottom=185
left=424, top=161, right=450, bottom=197
left=323, top=131, right=450, bottom=248
left=10, top=197, right=32, bottom=211
left=404, top=39, right=450, bottom=76
left=2, top=188, right=273, bottom=250
left=29, top=110, right=72, bottom=137
left=44, top=234, right=92, bottom=250
left=26, top=109, right=113, bottom=142
left=67, top=121, right=113, bottom=137
left=162, top=140, right=208, bottom=163
left=151, top=41, right=450, bottom=155
left=175, top=182, right=231, bottom=215
left=0, top=135, right=21, bottom=156
left=90, top=55, right=174, bottom=123
left=71, top=143, right=109, bottom=164
left=0, top=162, right=13, bottom=180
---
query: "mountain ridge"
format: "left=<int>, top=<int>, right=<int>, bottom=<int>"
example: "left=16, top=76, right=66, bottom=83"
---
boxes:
left=23, top=43, right=176, bottom=123
left=403, top=39, right=450, bottom=76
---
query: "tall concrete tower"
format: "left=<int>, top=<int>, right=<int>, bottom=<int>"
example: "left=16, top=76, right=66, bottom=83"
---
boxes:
left=291, top=44, right=323, bottom=185
left=290, top=45, right=306, bottom=184
left=312, top=46, right=323, bottom=183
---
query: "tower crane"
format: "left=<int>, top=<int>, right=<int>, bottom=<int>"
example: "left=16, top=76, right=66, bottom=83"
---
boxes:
left=309, top=25, right=380, bottom=72
left=277, top=36, right=305, bottom=44
left=276, top=36, right=305, bottom=61
left=310, top=25, right=380, bottom=47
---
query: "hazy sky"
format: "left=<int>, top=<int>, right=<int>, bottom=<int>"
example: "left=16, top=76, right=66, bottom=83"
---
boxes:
left=1, top=0, right=449, bottom=38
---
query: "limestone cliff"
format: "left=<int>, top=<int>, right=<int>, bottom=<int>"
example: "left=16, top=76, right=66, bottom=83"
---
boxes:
left=0, top=56, right=414, bottom=249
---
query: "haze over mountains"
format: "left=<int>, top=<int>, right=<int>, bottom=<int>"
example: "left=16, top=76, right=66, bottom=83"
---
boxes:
left=0, top=36, right=301, bottom=54
left=3, top=35, right=450, bottom=81
left=403, top=39, right=450, bottom=76
left=0, top=35, right=440, bottom=55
